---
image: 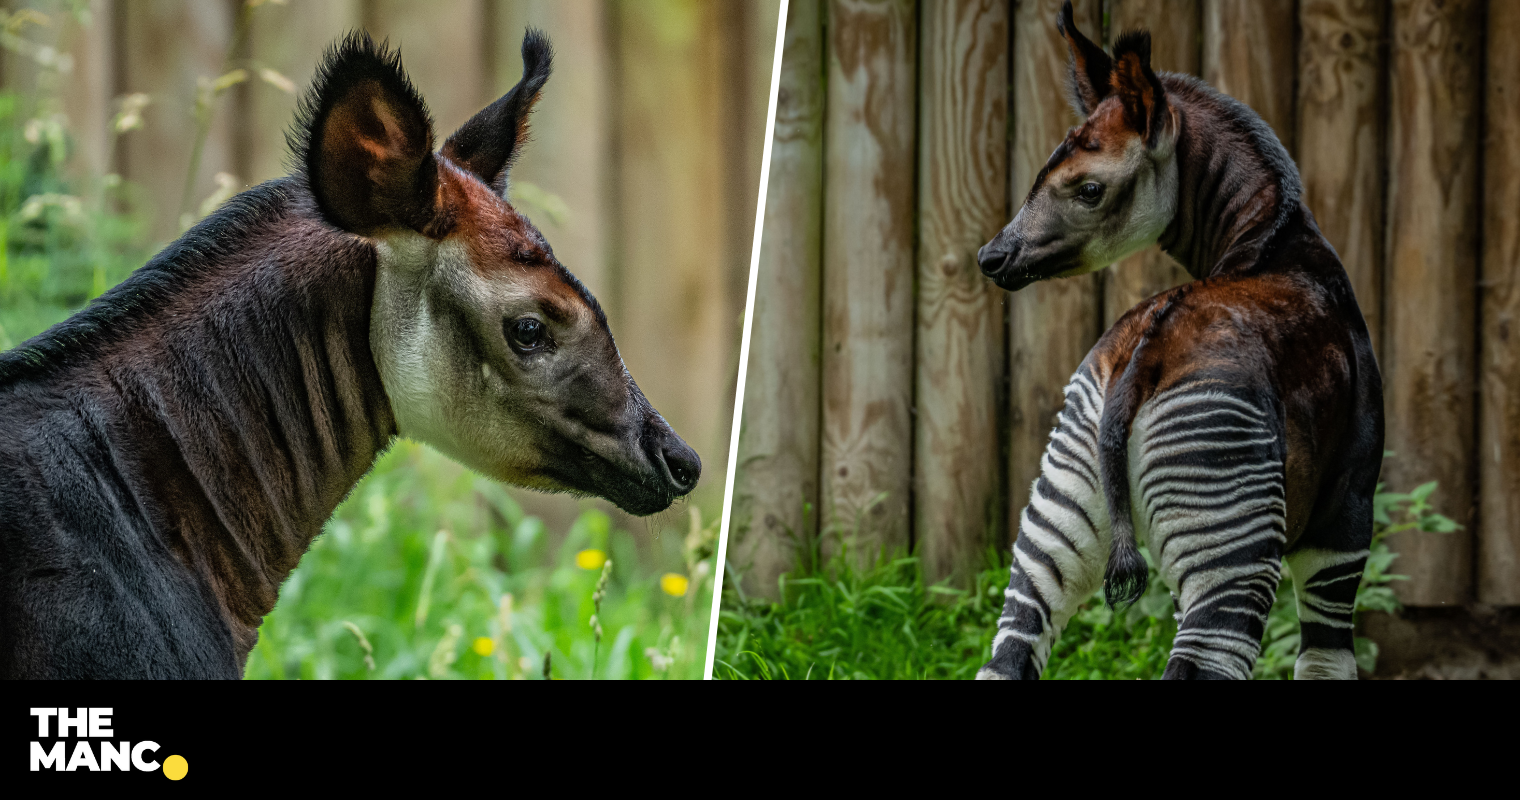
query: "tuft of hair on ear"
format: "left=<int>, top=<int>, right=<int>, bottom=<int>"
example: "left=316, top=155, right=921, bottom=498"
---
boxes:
left=289, top=30, right=440, bottom=236
left=1109, top=29, right=1170, bottom=149
left=441, top=28, right=554, bottom=195
left=1056, top=0, right=1112, bottom=117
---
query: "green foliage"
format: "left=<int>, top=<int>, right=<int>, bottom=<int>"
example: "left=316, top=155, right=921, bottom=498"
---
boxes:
left=244, top=443, right=715, bottom=680
left=0, top=91, right=148, bottom=350
left=716, top=547, right=1007, bottom=680
left=716, top=478, right=1458, bottom=680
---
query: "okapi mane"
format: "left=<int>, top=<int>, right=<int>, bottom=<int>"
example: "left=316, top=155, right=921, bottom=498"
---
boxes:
left=286, top=31, right=432, bottom=182
left=0, top=179, right=300, bottom=388
left=1159, top=71, right=1303, bottom=245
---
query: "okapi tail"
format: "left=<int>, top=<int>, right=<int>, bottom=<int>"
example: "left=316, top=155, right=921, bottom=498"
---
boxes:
left=1098, top=363, right=1148, bottom=608
left=1097, top=288, right=1191, bottom=607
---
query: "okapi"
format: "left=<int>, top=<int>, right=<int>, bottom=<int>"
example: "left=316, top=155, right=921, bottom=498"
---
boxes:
left=975, top=3, right=1382, bottom=680
left=0, top=31, right=700, bottom=679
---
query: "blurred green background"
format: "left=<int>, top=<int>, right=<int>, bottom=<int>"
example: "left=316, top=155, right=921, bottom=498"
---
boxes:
left=0, top=0, right=778, bottom=678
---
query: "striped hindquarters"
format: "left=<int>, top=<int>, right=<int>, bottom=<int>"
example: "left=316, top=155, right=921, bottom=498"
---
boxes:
left=980, top=366, right=1110, bottom=679
left=1130, top=378, right=1287, bottom=679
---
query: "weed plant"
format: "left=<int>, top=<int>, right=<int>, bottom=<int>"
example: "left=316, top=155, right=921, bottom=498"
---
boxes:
left=715, top=475, right=1458, bottom=680
left=244, top=443, right=715, bottom=680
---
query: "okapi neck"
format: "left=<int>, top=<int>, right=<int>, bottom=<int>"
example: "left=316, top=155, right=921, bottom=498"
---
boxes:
left=1156, top=75, right=1305, bottom=281
left=60, top=180, right=395, bottom=639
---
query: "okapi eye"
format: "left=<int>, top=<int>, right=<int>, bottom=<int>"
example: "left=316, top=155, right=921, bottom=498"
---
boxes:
left=507, top=317, right=549, bottom=354
left=1077, top=182, right=1104, bottom=204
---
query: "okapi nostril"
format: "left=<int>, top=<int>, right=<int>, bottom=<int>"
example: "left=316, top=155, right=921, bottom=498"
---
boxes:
left=660, top=443, right=701, bottom=494
left=978, top=244, right=1010, bottom=277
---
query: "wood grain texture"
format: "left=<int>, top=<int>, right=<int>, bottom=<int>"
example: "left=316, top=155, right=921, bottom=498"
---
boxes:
left=241, top=0, right=361, bottom=185
left=820, top=0, right=916, bottom=560
left=1297, top=0, right=1384, bottom=357
left=611, top=0, right=751, bottom=513
left=1202, top=0, right=1297, bottom=154
left=1102, top=0, right=1199, bottom=329
left=732, top=0, right=824, bottom=598
left=117, top=0, right=238, bottom=242
left=1480, top=0, right=1520, bottom=605
left=1007, top=0, right=1101, bottom=525
left=1384, top=0, right=1481, bottom=606
left=365, top=0, right=489, bottom=137
left=914, top=0, right=1007, bottom=586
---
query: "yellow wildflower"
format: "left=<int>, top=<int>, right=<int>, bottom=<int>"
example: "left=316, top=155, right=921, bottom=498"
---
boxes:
left=575, top=549, right=607, bottom=570
left=472, top=636, right=494, bottom=657
left=660, top=573, right=690, bottom=597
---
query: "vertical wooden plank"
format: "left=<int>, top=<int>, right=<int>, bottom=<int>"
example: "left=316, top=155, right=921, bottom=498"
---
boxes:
left=1202, top=0, right=1297, bottom=154
left=914, top=0, right=1006, bottom=586
left=491, top=0, right=611, bottom=300
left=610, top=0, right=737, bottom=512
left=365, top=0, right=489, bottom=137
left=1480, top=0, right=1520, bottom=605
left=1102, top=0, right=1199, bottom=329
left=1007, top=0, right=1101, bottom=526
left=729, top=1, right=782, bottom=335
left=820, top=0, right=916, bottom=561
left=242, top=0, right=362, bottom=184
left=1297, top=0, right=1384, bottom=357
left=57, top=0, right=115, bottom=185
left=117, top=0, right=239, bottom=243
left=1384, top=0, right=1482, bottom=606
left=732, top=0, right=823, bottom=598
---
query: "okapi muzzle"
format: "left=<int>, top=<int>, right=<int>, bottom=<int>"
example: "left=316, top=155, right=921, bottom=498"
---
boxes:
left=311, top=30, right=700, bottom=514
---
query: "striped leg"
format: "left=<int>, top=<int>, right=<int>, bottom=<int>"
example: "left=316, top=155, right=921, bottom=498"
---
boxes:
left=1285, top=548, right=1365, bottom=679
left=978, top=367, right=1110, bottom=680
left=1132, top=382, right=1288, bottom=680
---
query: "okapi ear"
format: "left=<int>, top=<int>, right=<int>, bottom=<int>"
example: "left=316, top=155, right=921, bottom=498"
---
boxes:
left=1110, top=30, right=1172, bottom=151
left=295, top=31, right=441, bottom=237
left=1057, top=0, right=1112, bottom=117
left=441, top=29, right=553, bottom=195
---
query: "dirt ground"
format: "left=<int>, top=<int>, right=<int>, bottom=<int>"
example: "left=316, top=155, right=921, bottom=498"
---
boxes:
left=1362, top=608, right=1520, bottom=679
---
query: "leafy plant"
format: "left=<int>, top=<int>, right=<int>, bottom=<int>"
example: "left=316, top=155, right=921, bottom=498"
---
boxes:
left=716, top=474, right=1457, bottom=680
left=244, top=444, right=717, bottom=680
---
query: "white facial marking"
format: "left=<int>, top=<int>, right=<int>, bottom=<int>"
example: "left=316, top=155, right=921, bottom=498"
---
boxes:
left=1080, top=137, right=1179, bottom=270
left=370, top=233, right=546, bottom=484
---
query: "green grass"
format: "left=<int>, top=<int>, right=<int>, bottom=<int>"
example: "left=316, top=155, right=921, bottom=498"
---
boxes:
left=244, top=443, right=716, bottom=680
left=716, top=477, right=1457, bottom=680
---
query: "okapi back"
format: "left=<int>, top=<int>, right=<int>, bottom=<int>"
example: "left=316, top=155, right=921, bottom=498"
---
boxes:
left=0, top=179, right=395, bottom=678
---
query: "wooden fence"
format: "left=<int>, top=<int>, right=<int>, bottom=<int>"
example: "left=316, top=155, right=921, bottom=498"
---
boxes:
left=732, top=0, right=1520, bottom=608
left=0, top=0, right=779, bottom=529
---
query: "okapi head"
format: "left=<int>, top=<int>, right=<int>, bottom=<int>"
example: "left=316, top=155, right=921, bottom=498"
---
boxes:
left=978, top=1, right=1179, bottom=291
left=298, top=31, right=700, bottom=515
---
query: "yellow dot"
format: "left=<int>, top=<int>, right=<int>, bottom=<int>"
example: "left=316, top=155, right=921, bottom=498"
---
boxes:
left=660, top=573, right=689, bottom=597
left=163, top=754, right=188, bottom=780
left=575, top=549, right=607, bottom=570
left=472, top=636, right=494, bottom=657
